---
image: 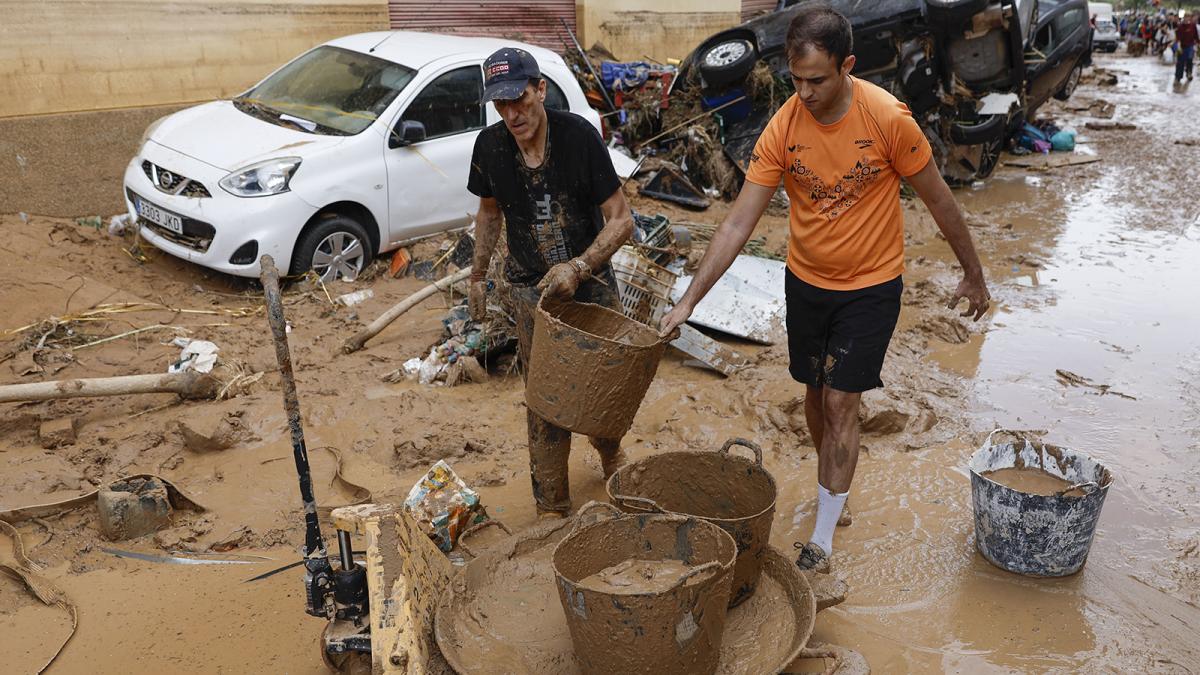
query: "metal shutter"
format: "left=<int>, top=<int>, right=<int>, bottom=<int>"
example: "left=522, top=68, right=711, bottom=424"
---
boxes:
left=388, top=1, right=577, bottom=52
left=741, top=0, right=777, bottom=22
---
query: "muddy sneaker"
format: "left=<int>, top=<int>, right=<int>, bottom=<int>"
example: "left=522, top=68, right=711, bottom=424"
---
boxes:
left=537, top=509, right=568, bottom=521
left=794, top=542, right=831, bottom=573
left=837, top=500, right=853, bottom=527
left=600, top=449, right=629, bottom=479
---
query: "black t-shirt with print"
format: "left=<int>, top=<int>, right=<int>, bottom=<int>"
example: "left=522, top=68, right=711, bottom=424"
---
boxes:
left=467, top=108, right=620, bottom=286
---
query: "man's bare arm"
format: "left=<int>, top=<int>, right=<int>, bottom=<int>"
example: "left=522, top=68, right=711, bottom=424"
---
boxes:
left=471, top=196, right=503, bottom=278
left=469, top=197, right=503, bottom=321
left=905, top=159, right=991, bottom=320
left=579, top=187, right=634, bottom=271
left=659, top=181, right=776, bottom=336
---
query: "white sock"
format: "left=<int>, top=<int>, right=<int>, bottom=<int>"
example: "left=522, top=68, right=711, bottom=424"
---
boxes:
left=810, top=484, right=849, bottom=556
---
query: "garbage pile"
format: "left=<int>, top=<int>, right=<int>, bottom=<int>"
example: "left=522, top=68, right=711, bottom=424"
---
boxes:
left=563, top=40, right=790, bottom=209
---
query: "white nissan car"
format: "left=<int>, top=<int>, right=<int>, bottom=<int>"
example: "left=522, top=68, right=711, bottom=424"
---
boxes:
left=123, top=32, right=602, bottom=281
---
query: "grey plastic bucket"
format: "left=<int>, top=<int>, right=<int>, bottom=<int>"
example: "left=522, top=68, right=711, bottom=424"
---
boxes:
left=969, top=430, right=1114, bottom=577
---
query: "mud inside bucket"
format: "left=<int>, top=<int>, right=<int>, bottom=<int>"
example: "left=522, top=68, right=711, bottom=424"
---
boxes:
left=606, top=439, right=776, bottom=608
left=552, top=504, right=737, bottom=675
left=526, top=297, right=670, bottom=438
left=969, top=431, right=1114, bottom=577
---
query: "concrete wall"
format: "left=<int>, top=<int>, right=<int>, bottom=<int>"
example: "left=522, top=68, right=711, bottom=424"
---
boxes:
left=576, top=0, right=742, bottom=63
left=0, top=0, right=388, bottom=118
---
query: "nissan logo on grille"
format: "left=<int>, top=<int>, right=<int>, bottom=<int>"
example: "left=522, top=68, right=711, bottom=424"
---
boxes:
left=159, top=170, right=175, bottom=189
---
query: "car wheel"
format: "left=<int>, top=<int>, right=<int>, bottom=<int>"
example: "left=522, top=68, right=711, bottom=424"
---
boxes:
left=698, top=37, right=757, bottom=88
left=291, top=214, right=373, bottom=282
left=1055, top=64, right=1083, bottom=101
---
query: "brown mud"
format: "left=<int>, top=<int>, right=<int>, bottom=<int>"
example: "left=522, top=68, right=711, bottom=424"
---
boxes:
left=2, top=53, right=1198, bottom=673
left=981, top=467, right=1077, bottom=497
left=577, top=558, right=696, bottom=593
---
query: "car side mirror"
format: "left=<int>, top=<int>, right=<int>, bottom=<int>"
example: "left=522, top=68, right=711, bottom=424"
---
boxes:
left=390, top=120, right=426, bottom=148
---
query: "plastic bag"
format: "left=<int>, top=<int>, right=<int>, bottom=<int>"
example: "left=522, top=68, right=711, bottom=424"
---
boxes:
left=403, top=460, right=487, bottom=552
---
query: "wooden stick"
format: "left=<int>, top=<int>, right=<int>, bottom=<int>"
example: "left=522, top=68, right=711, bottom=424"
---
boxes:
left=634, top=96, right=747, bottom=150
left=0, top=370, right=219, bottom=404
left=342, top=267, right=473, bottom=354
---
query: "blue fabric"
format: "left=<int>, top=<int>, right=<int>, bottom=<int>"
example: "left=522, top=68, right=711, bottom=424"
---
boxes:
left=600, top=61, right=652, bottom=92
left=1050, top=130, right=1076, bottom=152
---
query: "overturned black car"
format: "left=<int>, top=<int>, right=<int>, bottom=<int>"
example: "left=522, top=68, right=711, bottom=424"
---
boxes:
left=682, top=0, right=1091, bottom=183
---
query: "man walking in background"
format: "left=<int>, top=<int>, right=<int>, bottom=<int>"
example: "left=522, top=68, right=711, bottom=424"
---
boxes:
left=1176, top=12, right=1196, bottom=83
left=661, top=5, right=990, bottom=571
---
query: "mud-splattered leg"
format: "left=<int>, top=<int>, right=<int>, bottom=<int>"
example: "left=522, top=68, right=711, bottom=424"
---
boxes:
left=805, top=384, right=852, bottom=526
left=528, top=410, right=572, bottom=515
left=589, top=436, right=628, bottom=479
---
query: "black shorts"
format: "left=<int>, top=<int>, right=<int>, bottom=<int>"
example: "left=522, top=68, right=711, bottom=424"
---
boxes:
left=785, top=270, right=902, bottom=393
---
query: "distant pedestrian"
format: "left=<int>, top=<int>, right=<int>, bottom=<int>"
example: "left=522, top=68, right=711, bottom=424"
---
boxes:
left=1177, top=12, right=1197, bottom=82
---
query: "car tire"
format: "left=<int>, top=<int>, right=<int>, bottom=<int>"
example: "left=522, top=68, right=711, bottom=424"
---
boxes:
left=698, top=37, right=758, bottom=88
left=291, top=214, right=373, bottom=282
left=949, top=113, right=1007, bottom=145
left=1055, top=64, right=1083, bottom=101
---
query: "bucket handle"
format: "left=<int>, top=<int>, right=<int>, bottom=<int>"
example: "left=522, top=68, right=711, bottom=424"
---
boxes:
left=610, top=493, right=665, bottom=514
left=1055, top=481, right=1098, bottom=497
left=719, top=437, right=763, bottom=467
left=569, top=500, right=625, bottom=536
left=667, top=560, right=725, bottom=592
left=457, top=519, right=513, bottom=559
left=983, top=428, right=1040, bottom=451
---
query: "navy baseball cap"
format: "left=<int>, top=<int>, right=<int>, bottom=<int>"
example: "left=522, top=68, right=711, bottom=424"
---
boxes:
left=482, top=47, right=541, bottom=103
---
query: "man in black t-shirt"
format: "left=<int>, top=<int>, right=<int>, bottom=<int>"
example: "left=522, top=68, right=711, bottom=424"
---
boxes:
left=467, top=47, right=634, bottom=517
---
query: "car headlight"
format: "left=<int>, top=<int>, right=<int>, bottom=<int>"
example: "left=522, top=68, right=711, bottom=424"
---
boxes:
left=219, top=157, right=302, bottom=197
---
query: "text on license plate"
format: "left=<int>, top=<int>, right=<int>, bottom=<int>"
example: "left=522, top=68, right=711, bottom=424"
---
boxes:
left=136, top=197, right=183, bottom=234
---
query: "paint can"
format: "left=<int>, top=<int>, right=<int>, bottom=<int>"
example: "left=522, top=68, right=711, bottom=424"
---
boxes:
left=969, top=430, right=1114, bottom=577
left=606, top=438, right=776, bottom=607
left=526, top=297, right=670, bottom=438
left=552, top=502, right=736, bottom=675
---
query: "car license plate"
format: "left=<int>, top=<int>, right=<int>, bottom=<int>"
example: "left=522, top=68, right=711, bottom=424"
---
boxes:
left=135, top=196, right=183, bottom=235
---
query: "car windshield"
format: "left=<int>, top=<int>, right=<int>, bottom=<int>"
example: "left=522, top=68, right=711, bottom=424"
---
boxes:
left=235, top=46, right=416, bottom=135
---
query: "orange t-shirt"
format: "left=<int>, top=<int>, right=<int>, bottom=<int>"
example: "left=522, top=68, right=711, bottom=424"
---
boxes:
left=745, top=77, right=932, bottom=290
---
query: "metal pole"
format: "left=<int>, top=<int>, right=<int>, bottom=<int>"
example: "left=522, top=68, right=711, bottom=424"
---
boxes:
left=560, top=17, right=617, bottom=113
left=259, top=255, right=327, bottom=560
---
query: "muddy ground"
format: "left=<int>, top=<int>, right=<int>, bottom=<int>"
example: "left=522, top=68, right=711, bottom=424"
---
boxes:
left=2, top=53, right=1199, bottom=673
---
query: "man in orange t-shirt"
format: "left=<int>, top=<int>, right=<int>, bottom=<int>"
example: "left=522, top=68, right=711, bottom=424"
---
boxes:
left=662, top=5, right=990, bottom=571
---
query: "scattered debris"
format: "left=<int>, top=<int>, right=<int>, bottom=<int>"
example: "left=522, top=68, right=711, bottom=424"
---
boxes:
left=1175, top=139, right=1200, bottom=147
left=335, top=289, right=374, bottom=307
left=178, top=411, right=260, bottom=452
left=97, top=477, right=174, bottom=540
left=389, top=248, right=411, bottom=278
left=1055, top=369, right=1136, bottom=400
left=638, top=164, right=710, bottom=209
left=671, top=324, right=751, bottom=377
left=0, top=371, right=220, bottom=404
left=38, top=417, right=79, bottom=449
left=1004, top=153, right=1102, bottom=170
left=1085, top=121, right=1137, bottom=131
left=99, top=547, right=260, bottom=565
left=168, top=337, right=219, bottom=374
left=404, top=460, right=488, bottom=552
left=343, top=267, right=473, bottom=353
left=671, top=255, right=786, bottom=344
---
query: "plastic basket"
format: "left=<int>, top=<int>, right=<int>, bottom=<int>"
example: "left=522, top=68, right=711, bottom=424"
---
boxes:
left=611, top=246, right=678, bottom=327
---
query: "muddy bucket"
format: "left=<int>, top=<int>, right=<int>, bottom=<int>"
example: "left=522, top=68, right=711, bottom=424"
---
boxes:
left=527, top=297, right=670, bottom=438
left=552, top=502, right=737, bottom=675
left=969, top=430, right=1114, bottom=577
left=606, top=438, right=776, bottom=608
